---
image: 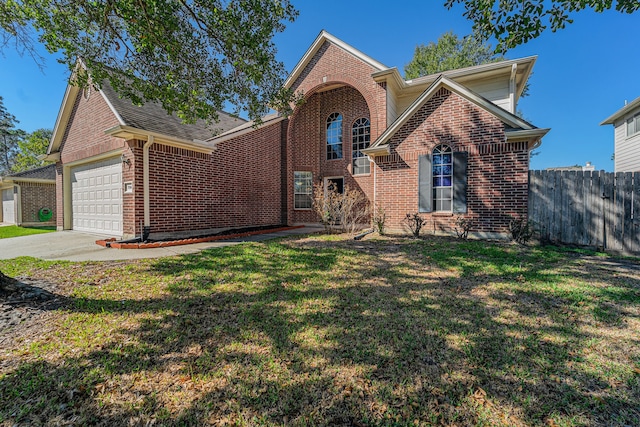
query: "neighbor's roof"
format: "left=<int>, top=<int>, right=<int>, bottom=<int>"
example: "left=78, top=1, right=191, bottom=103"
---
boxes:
left=1, top=164, right=56, bottom=182
left=600, top=96, right=640, bottom=125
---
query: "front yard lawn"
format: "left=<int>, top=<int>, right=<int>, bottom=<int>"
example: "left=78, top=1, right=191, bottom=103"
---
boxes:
left=0, top=234, right=639, bottom=426
left=0, top=225, right=55, bottom=239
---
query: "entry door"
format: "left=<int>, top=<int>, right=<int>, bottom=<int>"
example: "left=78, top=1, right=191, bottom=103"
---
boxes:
left=2, top=188, right=15, bottom=224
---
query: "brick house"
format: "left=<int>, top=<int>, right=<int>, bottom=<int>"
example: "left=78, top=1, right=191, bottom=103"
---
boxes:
left=46, top=30, right=548, bottom=239
left=1, top=164, right=56, bottom=226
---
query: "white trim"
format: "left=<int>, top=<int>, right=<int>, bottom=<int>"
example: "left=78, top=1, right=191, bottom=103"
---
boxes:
left=48, top=84, right=80, bottom=155
left=601, top=96, right=640, bottom=125
left=99, top=89, right=126, bottom=126
left=284, top=30, right=389, bottom=89
left=369, top=76, right=535, bottom=149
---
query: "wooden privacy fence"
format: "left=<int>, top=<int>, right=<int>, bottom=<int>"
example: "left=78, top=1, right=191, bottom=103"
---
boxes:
left=528, top=170, right=640, bottom=253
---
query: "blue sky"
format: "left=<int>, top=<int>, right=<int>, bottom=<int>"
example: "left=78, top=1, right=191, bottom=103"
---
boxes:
left=1, top=2, right=639, bottom=171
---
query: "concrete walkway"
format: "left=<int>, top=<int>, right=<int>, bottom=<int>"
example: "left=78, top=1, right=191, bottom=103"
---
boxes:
left=0, top=226, right=322, bottom=262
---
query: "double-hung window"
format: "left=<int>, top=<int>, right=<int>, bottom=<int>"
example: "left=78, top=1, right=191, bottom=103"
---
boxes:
left=627, top=113, right=640, bottom=137
left=294, top=171, right=313, bottom=209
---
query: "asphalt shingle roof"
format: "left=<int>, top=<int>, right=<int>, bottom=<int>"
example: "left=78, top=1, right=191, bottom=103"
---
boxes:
left=7, top=164, right=56, bottom=180
left=100, top=81, right=246, bottom=142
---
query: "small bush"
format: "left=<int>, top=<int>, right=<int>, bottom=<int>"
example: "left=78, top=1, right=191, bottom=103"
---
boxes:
left=373, top=205, right=386, bottom=235
left=403, top=213, right=425, bottom=238
left=312, top=182, right=370, bottom=234
left=454, top=216, right=473, bottom=240
left=509, top=217, right=535, bottom=245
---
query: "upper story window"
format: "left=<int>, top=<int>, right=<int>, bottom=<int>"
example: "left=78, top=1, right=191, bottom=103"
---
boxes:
left=326, top=113, right=343, bottom=160
left=627, top=113, right=640, bottom=137
left=433, top=144, right=453, bottom=211
left=352, top=118, right=371, bottom=175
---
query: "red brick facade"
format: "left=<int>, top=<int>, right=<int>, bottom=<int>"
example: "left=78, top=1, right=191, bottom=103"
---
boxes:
left=19, top=182, right=56, bottom=225
left=54, top=36, right=535, bottom=238
left=375, top=88, right=529, bottom=234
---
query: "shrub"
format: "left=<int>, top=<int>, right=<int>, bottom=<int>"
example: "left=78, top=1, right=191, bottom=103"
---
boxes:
left=454, top=216, right=473, bottom=240
left=312, top=182, right=370, bottom=234
left=403, top=213, right=425, bottom=238
left=373, top=205, right=386, bottom=235
left=509, top=216, right=535, bottom=245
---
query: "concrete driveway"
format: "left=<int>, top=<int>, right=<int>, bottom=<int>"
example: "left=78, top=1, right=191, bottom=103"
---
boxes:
left=0, top=227, right=321, bottom=261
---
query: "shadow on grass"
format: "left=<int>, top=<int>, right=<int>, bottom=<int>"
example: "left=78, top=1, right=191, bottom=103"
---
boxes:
left=1, top=236, right=639, bottom=425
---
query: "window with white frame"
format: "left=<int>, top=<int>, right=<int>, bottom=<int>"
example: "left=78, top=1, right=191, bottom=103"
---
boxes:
left=294, top=171, right=313, bottom=209
left=627, top=113, right=640, bottom=137
left=326, top=113, right=343, bottom=160
left=352, top=117, right=370, bottom=175
left=433, top=144, right=453, bottom=211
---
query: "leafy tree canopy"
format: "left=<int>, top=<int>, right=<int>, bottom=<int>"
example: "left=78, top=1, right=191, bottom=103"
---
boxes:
left=0, top=0, right=298, bottom=123
left=11, top=128, right=52, bottom=173
left=445, top=0, right=639, bottom=52
left=405, top=30, right=503, bottom=79
left=0, top=95, right=25, bottom=175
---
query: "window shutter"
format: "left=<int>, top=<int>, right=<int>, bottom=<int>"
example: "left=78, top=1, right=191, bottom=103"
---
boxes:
left=453, top=151, right=468, bottom=213
left=418, top=154, right=432, bottom=213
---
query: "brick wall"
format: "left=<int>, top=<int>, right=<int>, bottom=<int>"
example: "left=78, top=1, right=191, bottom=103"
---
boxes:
left=18, top=182, right=56, bottom=225
left=145, top=121, right=283, bottom=235
left=287, top=86, right=374, bottom=224
left=56, top=88, right=126, bottom=230
left=284, top=40, right=395, bottom=226
left=375, top=87, right=529, bottom=235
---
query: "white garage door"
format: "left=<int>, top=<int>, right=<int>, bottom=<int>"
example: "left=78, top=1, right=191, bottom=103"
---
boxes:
left=2, top=188, right=16, bottom=224
left=71, top=157, right=123, bottom=236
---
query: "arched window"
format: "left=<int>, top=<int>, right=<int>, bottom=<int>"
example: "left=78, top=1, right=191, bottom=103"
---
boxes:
left=433, top=144, right=453, bottom=211
left=352, top=118, right=370, bottom=175
left=326, top=113, right=343, bottom=160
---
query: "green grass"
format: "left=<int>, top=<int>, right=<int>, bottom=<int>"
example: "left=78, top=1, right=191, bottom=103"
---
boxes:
left=0, top=235, right=639, bottom=426
left=0, top=225, right=55, bottom=239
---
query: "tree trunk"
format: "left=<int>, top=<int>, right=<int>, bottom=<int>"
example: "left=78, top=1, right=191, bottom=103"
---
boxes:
left=0, top=270, right=18, bottom=293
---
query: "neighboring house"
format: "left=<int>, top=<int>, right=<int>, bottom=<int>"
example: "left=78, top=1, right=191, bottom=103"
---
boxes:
left=0, top=164, right=56, bottom=226
left=546, top=162, right=596, bottom=172
left=601, top=96, right=640, bottom=172
left=46, top=30, right=549, bottom=239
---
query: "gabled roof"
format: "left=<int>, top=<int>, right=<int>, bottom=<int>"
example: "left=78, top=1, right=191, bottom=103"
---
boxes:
left=600, top=96, right=640, bottom=125
left=364, top=75, right=548, bottom=155
left=1, top=164, right=55, bottom=183
left=48, top=77, right=246, bottom=156
left=284, top=30, right=389, bottom=89
left=208, top=113, right=285, bottom=144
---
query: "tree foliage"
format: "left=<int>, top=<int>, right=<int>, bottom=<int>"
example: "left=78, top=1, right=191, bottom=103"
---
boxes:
left=445, top=0, right=640, bottom=52
left=0, top=0, right=298, bottom=123
left=0, top=95, right=25, bottom=175
left=405, top=30, right=502, bottom=79
left=11, top=128, right=52, bottom=173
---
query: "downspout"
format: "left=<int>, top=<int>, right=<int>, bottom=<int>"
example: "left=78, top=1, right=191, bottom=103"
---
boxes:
left=142, top=135, right=154, bottom=240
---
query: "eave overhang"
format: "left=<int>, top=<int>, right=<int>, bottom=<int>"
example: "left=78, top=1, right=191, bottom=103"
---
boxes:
left=600, top=96, right=640, bottom=125
left=105, top=125, right=214, bottom=154
left=361, top=145, right=390, bottom=157
left=505, top=128, right=550, bottom=150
